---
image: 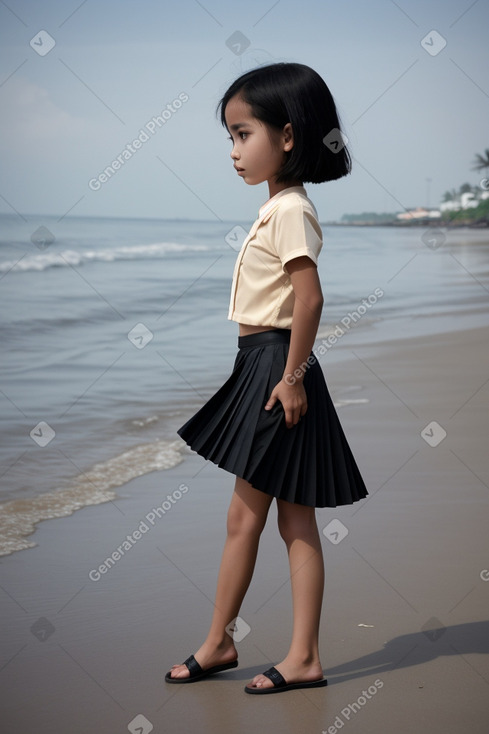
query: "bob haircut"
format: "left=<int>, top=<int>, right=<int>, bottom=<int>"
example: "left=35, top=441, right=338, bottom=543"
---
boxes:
left=217, top=62, right=351, bottom=185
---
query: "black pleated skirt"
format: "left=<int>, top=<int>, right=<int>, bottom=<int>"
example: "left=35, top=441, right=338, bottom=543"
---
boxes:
left=177, top=329, right=368, bottom=508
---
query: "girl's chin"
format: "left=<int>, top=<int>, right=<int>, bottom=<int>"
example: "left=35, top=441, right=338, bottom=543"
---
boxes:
left=240, top=175, right=266, bottom=186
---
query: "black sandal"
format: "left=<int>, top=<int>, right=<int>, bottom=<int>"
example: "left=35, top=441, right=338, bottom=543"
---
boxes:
left=165, top=654, right=238, bottom=684
left=244, top=666, right=327, bottom=694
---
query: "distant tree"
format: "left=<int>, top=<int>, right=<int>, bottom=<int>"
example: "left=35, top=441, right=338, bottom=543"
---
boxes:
left=459, top=182, right=474, bottom=194
left=442, top=189, right=458, bottom=202
left=445, top=197, right=489, bottom=224
left=472, top=149, right=489, bottom=174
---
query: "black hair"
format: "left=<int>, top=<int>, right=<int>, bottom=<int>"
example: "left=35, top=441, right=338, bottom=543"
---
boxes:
left=216, top=62, right=351, bottom=184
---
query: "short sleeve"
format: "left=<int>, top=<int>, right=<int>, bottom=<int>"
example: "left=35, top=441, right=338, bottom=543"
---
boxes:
left=272, top=199, right=323, bottom=273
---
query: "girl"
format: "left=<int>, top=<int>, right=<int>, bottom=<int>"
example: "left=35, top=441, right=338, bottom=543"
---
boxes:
left=165, top=62, right=368, bottom=694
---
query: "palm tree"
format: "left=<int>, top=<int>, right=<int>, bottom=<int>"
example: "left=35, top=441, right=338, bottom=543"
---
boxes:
left=472, top=149, right=489, bottom=174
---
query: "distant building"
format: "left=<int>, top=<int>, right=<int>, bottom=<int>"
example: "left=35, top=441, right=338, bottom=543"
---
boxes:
left=440, top=191, right=488, bottom=212
left=396, top=207, right=441, bottom=220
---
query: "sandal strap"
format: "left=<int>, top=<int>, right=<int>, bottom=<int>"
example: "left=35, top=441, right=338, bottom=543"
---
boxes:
left=183, top=655, right=203, bottom=676
left=262, top=666, right=286, bottom=688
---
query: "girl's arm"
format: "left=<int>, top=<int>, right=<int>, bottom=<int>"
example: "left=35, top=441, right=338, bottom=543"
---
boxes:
left=264, top=255, right=324, bottom=428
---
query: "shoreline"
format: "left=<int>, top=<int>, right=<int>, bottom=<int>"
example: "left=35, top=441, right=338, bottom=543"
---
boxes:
left=1, top=317, right=488, bottom=732
left=1, top=319, right=488, bottom=559
left=320, top=217, right=489, bottom=230
left=325, top=221, right=489, bottom=228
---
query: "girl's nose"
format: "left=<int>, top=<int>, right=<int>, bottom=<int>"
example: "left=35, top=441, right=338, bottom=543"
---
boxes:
left=230, top=145, right=239, bottom=160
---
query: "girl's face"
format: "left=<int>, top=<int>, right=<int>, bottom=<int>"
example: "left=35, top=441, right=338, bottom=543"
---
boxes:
left=224, top=94, right=295, bottom=193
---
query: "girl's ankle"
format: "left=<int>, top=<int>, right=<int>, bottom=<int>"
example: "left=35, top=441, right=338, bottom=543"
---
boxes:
left=204, top=636, right=236, bottom=652
left=285, top=652, right=321, bottom=667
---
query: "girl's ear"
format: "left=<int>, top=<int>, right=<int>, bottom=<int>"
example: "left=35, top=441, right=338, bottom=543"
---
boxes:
left=283, top=122, right=294, bottom=152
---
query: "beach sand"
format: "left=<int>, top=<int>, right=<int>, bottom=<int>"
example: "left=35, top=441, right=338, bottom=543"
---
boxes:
left=1, top=324, right=488, bottom=733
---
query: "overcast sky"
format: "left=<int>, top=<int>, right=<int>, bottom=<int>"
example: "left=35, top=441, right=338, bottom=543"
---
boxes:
left=0, top=0, right=487, bottom=224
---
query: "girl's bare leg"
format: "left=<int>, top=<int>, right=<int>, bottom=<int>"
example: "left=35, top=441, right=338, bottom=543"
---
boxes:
left=169, top=476, right=273, bottom=679
left=247, top=500, right=325, bottom=689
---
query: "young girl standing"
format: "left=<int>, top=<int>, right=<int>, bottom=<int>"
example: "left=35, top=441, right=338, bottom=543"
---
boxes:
left=165, top=62, right=368, bottom=694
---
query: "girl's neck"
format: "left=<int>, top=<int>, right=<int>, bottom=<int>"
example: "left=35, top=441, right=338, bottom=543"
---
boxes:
left=267, top=179, right=303, bottom=200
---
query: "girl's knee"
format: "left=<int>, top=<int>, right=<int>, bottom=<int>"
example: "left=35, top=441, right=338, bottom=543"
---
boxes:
left=277, top=502, right=318, bottom=544
left=226, top=503, right=266, bottom=537
left=226, top=480, right=271, bottom=537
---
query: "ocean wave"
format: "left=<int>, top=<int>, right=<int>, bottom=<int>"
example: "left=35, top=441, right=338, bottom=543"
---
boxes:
left=0, top=438, right=184, bottom=557
left=0, top=242, right=219, bottom=273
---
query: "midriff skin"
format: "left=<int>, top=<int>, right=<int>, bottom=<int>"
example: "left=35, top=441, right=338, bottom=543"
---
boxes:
left=239, top=323, right=278, bottom=336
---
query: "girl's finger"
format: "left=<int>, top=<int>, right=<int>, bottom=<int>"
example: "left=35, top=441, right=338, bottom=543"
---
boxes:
left=283, top=406, right=292, bottom=428
left=284, top=403, right=297, bottom=427
left=264, top=394, right=277, bottom=411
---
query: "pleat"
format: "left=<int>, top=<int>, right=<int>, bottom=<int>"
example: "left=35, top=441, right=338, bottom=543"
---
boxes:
left=177, top=335, right=368, bottom=508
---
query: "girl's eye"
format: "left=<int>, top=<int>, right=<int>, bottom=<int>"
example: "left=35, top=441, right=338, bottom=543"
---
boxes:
left=227, top=132, right=248, bottom=142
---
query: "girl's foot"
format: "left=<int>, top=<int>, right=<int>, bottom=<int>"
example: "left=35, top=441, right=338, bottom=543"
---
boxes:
left=168, top=640, right=238, bottom=680
left=246, top=657, right=324, bottom=690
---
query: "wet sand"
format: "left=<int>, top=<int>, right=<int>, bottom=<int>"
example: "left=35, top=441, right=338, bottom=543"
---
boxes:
left=1, top=324, right=489, bottom=733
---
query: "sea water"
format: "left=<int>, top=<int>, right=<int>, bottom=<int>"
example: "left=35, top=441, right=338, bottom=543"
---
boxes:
left=1, top=213, right=487, bottom=554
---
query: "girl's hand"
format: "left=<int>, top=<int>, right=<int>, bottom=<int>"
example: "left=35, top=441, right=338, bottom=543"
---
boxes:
left=264, top=379, right=308, bottom=429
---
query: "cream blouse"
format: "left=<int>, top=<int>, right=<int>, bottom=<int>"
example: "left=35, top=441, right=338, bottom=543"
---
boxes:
left=228, top=186, right=323, bottom=328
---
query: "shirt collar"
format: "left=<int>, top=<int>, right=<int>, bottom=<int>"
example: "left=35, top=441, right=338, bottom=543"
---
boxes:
left=258, top=186, right=307, bottom=218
